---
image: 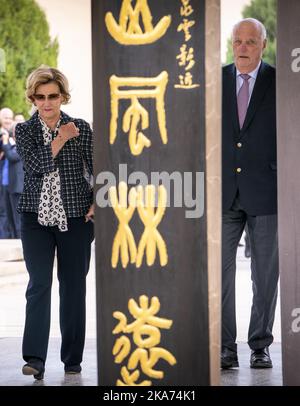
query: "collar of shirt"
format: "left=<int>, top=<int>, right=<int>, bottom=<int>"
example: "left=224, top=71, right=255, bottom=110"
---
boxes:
left=236, top=60, right=262, bottom=101
left=38, top=114, right=61, bottom=137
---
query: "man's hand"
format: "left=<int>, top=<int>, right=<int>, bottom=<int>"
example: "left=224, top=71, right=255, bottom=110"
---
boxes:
left=1, top=129, right=9, bottom=144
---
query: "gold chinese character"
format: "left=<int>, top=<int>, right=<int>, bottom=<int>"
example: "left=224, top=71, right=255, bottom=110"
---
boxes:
left=180, top=0, right=194, bottom=17
left=109, top=183, right=168, bottom=269
left=110, top=72, right=168, bottom=156
left=113, top=295, right=172, bottom=342
left=109, top=182, right=137, bottom=268
left=177, top=18, right=195, bottom=42
left=176, top=44, right=195, bottom=71
left=128, top=347, right=176, bottom=379
left=174, top=72, right=200, bottom=89
left=113, top=295, right=176, bottom=385
left=113, top=336, right=131, bottom=363
left=105, top=0, right=171, bottom=45
left=117, top=366, right=152, bottom=386
left=136, top=185, right=168, bottom=268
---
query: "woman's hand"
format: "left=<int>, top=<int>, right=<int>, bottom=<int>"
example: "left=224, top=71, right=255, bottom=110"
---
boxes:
left=52, top=122, right=79, bottom=158
left=85, top=203, right=95, bottom=223
left=57, top=122, right=79, bottom=142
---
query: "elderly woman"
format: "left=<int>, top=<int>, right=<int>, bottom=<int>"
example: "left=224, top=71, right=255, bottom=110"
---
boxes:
left=15, top=66, right=94, bottom=380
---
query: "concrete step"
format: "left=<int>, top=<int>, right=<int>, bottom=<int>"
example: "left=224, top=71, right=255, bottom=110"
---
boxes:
left=0, top=260, right=26, bottom=275
left=0, top=240, right=23, bottom=261
left=0, top=262, right=27, bottom=287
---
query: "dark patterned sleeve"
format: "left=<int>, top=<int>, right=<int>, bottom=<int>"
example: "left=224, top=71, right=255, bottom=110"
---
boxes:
left=15, top=122, right=55, bottom=174
left=77, top=120, right=93, bottom=176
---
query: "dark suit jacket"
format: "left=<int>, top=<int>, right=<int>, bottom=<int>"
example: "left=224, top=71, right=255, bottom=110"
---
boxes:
left=2, top=143, right=24, bottom=194
left=222, top=61, right=277, bottom=215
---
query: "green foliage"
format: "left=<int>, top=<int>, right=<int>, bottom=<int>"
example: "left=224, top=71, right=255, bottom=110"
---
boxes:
left=225, top=37, right=234, bottom=65
left=225, top=0, right=277, bottom=66
left=0, top=0, right=58, bottom=117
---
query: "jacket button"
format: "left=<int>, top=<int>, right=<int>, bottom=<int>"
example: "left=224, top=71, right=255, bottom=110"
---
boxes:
left=237, top=142, right=242, bottom=148
left=236, top=168, right=242, bottom=173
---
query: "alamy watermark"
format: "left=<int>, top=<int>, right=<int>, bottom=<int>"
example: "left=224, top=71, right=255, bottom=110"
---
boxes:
left=291, top=48, right=300, bottom=73
left=95, top=164, right=204, bottom=219
left=0, top=48, right=6, bottom=73
left=291, top=308, right=300, bottom=333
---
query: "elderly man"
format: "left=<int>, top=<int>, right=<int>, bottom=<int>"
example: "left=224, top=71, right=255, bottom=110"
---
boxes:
left=221, top=18, right=278, bottom=369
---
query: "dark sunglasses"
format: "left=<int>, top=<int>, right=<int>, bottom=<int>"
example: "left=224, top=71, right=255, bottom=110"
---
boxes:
left=33, top=93, right=61, bottom=101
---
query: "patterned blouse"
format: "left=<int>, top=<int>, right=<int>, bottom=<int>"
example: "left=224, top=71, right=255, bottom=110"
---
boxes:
left=15, top=111, right=93, bottom=218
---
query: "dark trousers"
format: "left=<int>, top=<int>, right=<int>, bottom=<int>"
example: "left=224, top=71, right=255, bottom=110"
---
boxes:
left=3, top=187, right=21, bottom=238
left=21, top=212, right=94, bottom=366
left=0, top=182, right=10, bottom=238
left=244, top=223, right=251, bottom=255
left=222, top=195, right=279, bottom=352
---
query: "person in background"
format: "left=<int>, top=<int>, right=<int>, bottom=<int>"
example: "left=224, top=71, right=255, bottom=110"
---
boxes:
left=0, top=107, right=14, bottom=238
left=16, top=66, right=94, bottom=380
left=222, top=18, right=278, bottom=370
left=14, top=113, right=25, bottom=124
left=1, top=123, right=24, bottom=238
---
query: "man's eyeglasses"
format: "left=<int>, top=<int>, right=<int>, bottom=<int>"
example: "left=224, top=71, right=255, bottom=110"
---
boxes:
left=33, top=93, right=61, bottom=101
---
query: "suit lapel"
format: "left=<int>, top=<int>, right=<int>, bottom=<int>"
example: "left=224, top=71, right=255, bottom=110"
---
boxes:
left=226, top=64, right=240, bottom=134
left=240, top=61, right=271, bottom=133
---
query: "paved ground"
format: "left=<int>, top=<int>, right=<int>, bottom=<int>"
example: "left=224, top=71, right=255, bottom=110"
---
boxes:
left=0, top=237, right=282, bottom=386
left=221, top=343, right=282, bottom=386
left=0, top=338, right=282, bottom=386
left=0, top=337, right=97, bottom=386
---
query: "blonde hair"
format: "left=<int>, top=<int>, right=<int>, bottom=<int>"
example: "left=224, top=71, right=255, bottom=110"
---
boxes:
left=25, top=65, right=71, bottom=104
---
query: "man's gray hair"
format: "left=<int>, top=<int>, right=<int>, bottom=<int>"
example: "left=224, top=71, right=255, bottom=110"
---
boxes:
left=232, top=18, right=267, bottom=41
